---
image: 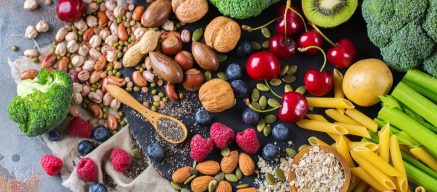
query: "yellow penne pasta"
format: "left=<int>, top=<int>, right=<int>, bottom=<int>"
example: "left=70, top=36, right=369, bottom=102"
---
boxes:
left=415, top=186, right=426, bottom=192
left=353, top=148, right=402, bottom=176
left=335, top=122, right=371, bottom=138
left=396, top=176, right=409, bottom=192
left=308, top=136, right=331, bottom=147
left=348, top=142, right=379, bottom=152
left=306, top=97, right=355, bottom=109
left=296, top=119, right=349, bottom=135
left=306, top=114, right=329, bottom=122
left=350, top=151, right=396, bottom=190
left=351, top=167, right=388, bottom=191
left=410, top=147, right=437, bottom=172
left=379, top=124, right=391, bottom=162
left=336, top=136, right=354, bottom=167
left=325, top=109, right=360, bottom=124
left=390, top=135, right=407, bottom=176
left=333, top=69, right=345, bottom=114
left=353, top=180, right=369, bottom=192
left=345, top=108, right=378, bottom=132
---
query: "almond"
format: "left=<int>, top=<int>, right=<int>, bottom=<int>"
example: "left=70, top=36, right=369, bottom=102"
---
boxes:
left=221, top=150, right=239, bottom=173
left=196, top=160, right=220, bottom=175
left=191, top=176, right=214, bottom=192
left=236, top=188, right=257, bottom=192
left=172, top=166, right=192, bottom=184
left=238, top=153, right=255, bottom=176
left=215, top=180, right=232, bottom=192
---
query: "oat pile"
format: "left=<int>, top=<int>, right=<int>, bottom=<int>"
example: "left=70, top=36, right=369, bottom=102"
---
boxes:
left=290, top=146, right=345, bottom=192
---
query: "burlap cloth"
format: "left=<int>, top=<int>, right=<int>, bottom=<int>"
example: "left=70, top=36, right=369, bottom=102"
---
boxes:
left=8, top=45, right=175, bottom=192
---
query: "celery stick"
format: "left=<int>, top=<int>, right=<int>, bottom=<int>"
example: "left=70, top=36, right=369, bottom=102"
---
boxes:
left=404, top=161, right=437, bottom=191
left=392, top=82, right=437, bottom=127
left=374, top=118, right=421, bottom=147
left=404, top=80, right=437, bottom=103
left=403, top=69, right=437, bottom=96
left=403, top=106, right=437, bottom=133
left=378, top=107, right=437, bottom=153
left=402, top=152, right=437, bottom=179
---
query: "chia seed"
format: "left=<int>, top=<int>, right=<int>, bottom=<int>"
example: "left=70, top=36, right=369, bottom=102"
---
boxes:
left=157, top=118, right=184, bottom=142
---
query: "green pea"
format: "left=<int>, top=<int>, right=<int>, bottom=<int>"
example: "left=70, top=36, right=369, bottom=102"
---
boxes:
left=151, top=89, right=157, bottom=95
left=11, top=45, right=18, bottom=51
left=134, top=86, right=140, bottom=92
left=150, top=82, right=156, bottom=88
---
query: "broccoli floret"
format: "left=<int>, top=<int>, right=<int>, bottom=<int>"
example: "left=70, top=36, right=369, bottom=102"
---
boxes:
left=423, top=0, right=437, bottom=41
left=8, top=69, right=73, bottom=136
left=423, top=50, right=437, bottom=78
left=209, top=0, right=280, bottom=19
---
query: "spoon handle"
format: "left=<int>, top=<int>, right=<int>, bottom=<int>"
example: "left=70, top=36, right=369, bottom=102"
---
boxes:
left=106, top=85, right=153, bottom=121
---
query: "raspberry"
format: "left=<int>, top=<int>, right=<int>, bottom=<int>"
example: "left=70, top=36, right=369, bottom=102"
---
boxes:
left=210, top=122, right=235, bottom=149
left=68, top=117, right=92, bottom=138
left=236, top=128, right=260, bottom=154
left=190, top=134, right=214, bottom=161
left=76, top=157, right=98, bottom=182
left=40, top=154, right=63, bottom=176
left=110, top=148, right=132, bottom=173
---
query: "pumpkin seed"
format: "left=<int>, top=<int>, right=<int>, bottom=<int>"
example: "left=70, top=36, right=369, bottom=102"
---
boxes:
left=274, top=168, right=286, bottom=182
left=296, top=86, right=306, bottom=94
left=262, top=41, right=269, bottom=49
left=267, top=98, right=281, bottom=108
left=191, top=161, right=198, bottom=175
left=184, top=175, right=197, bottom=185
left=257, top=119, right=266, bottom=132
left=298, top=144, right=310, bottom=152
left=251, top=101, right=261, bottom=110
left=217, top=72, right=228, bottom=80
left=237, top=184, right=250, bottom=189
left=235, top=167, right=242, bottom=179
left=215, top=172, right=225, bottom=182
left=287, top=65, right=298, bottom=75
left=263, top=124, right=272, bottom=136
left=286, top=147, right=297, bottom=157
left=261, top=27, right=271, bottom=38
left=284, top=84, right=293, bottom=92
left=192, top=28, right=203, bottom=42
left=131, top=149, right=142, bottom=159
left=208, top=180, right=217, bottom=192
left=282, top=75, right=296, bottom=83
left=259, top=96, right=267, bottom=109
left=280, top=65, right=289, bottom=77
left=256, top=83, right=269, bottom=92
left=171, top=181, right=182, bottom=190
left=217, top=54, right=227, bottom=62
left=225, top=173, right=239, bottom=182
left=251, top=89, right=260, bottom=101
left=251, top=41, right=262, bottom=51
left=265, top=173, right=276, bottom=185
left=181, top=188, right=191, bottom=192
left=269, top=79, right=282, bottom=86
left=221, top=147, right=230, bottom=156
left=204, top=71, right=212, bottom=81
left=265, top=114, right=277, bottom=124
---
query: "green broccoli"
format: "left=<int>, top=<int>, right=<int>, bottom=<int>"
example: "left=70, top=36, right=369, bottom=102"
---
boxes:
left=424, top=50, right=437, bottom=77
left=8, top=69, right=73, bottom=136
left=209, top=0, right=280, bottom=19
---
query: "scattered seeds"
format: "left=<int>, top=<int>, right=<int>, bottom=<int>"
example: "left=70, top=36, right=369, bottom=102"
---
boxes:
left=251, top=89, right=260, bottom=101
left=274, top=168, right=286, bottom=182
left=256, top=83, right=269, bottom=92
left=171, top=181, right=182, bottom=190
left=284, top=84, right=293, bottom=92
left=204, top=71, right=212, bottom=81
left=217, top=54, right=227, bottom=62
left=251, top=41, right=262, bottom=51
left=192, top=28, right=203, bottom=42
left=262, top=41, right=269, bottom=49
left=261, top=27, right=271, bottom=38
left=265, top=173, right=276, bottom=185
left=287, top=65, right=298, bottom=75
left=208, top=180, right=217, bottom=192
left=298, top=144, right=310, bottom=152
left=267, top=98, right=281, bottom=108
left=259, top=96, right=267, bottom=109
left=224, top=173, right=238, bottom=182
left=280, top=65, right=290, bottom=77
left=237, top=184, right=250, bottom=189
left=251, top=101, right=261, bottom=110
left=286, top=147, right=297, bottom=157
left=235, top=167, right=242, bottom=179
left=215, top=172, right=225, bottom=182
left=131, top=149, right=142, bottom=159
left=282, top=75, right=296, bottom=83
left=263, top=124, right=272, bottom=136
left=217, top=72, right=228, bottom=80
left=257, top=119, right=266, bottom=132
left=221, top=147, right=230, bottom=156
left=270, top=79, right=282, bottom=86
left=296, top=86, right=306, bottom=94
left=265, top=114, right=277, bottom=124
left=184, top=175, right=197, bottom=185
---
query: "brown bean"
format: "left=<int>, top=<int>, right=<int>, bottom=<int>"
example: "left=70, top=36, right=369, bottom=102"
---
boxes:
left=165, top=82, right=179, bottom=101
left=98, top=11, right=108, bottom=27
left=132, top=6, right=145, bottom=21
left=94, top=55, right=107, bottom=71
left=42, top=53, right=56, bottom=68
left=69, top=105, right=81, bottom=117
left=107, top=114, right=118, bottom=130
left=89, top=103, right=103, bottom=119
left=132, top=71, right=147, bottom=87
left=117, top=23, right=128, bottom=41
left=107, top=76, right=126, bottom=87
left=58, top=57, right=69, bottom=72
left=20, top=69, right=38, bottom=80
left=89, top=71, right=102, bottom=84
left=83, top=28, right=95, bottom=42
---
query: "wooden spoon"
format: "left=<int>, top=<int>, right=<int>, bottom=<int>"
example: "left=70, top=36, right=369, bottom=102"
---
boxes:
left=288, top=146, right=351, bottom=192
left=106, top=84, right=188, bottom=144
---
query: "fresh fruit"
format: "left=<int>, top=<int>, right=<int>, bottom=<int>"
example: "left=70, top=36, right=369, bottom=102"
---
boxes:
left=236, top=128, right=260, bottom=154
left=276, top=5, right=305, bottom=36
left=272, top=123, right=289, bottom=141
left=196, top=160, right=220, bottom=175
left=92, top=126, right=111, bottom=142
left=172, top=166, right=192, bottom=184
left=231, top=80, right=248, bottom=98
left=88, top=183, right=108, bottom=192
left=110, top=148, right=132, bottom=173
left=343, top=59, right=393, bottom=106
left=145, top=143, right=165, bottom=161
left=304, top=69, right=333, bottom=96
left=238, top=153, right=255, bottom=176
left=47, top=129, right=61, bottom=141
left=195, top=109, right=212, bottom=126
left=327, top=38, right=357, bottom=68
left=77, top=140, right=95, bottom=156
left=242, top=108, right=259, bottom=125
left=76, top=157, right=98, bottom=182
left=40, top=154, right=63, bottom=176
left=220, top=150, right=239, bottom=173
left=68, top=117, right=93, bottom=138
left=298, top=29, right=324, bottom=55
left=269, top=34, right=297, bottom=59
left=278, top=92, right=308, bottom=123
left=262, top=143, right=279, bottom=160
left=302, top=0, right=358, bottom=28
left=246, top=52, right=281, bottom=80
left=56, top=0, right=83, bottom=22
left=190, top=134, right=214, bottom=161
left=236, top=41, right=253, bottom=57
left=210, top=122, right=235, bottom=149
left=226, top=63, right=243, bottom=80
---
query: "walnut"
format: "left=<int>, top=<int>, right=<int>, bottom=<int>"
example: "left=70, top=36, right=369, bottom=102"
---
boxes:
left=204, top=16, right=241, bottom=53
left=199, top=79, right=235, bottom=112
left=172, top=0, right=208, bottom=23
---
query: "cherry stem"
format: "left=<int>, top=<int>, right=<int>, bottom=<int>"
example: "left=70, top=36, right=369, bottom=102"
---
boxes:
left=285, top=1, right=308, bottom=32
left=298, top=46, right=327, bottom=72
left=264, top=80, right=283, bottom=99
left=242, top=18, right=277, bottom=31
left=244, top=99, right=281, bottom=113
left=311, top=24, right=336, bottom=47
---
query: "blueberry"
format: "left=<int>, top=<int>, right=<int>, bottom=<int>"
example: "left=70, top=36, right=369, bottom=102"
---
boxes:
left=242, top=108, right=259, bottom=125
left=272, top=123, right=289, bottom=141
left=47, top=129, right=61, bottom=141
left=92, top=126, right=111, bottom=142
left=262, top=143, right=279, bottom=160
left=226, top=63, right=242, bottom=80
left=231, top=80, right=248, bottom=98
left=237, top=41, right=253, bottom=57
left=146, top=143, right=165, bottom=161
left=78, top=140, right=95, bottom=156
left=195, top=109, right=212, bottom=125
left=88, top=183, right=108, bottom=192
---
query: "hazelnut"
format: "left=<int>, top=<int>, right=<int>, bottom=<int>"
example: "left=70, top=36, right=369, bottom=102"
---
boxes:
left=161, top=35, right=182, bottom=56
left=183, top=68, right=204, bottom=91
left=174, top=51, right=194, bottom=70
left=204, top=16, right=241, bottom=53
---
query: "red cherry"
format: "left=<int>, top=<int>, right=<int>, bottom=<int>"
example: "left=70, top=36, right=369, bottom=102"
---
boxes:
left=298, top=30, right=324, bottom=55
left=56, top=0, right=83, bottom=22
left=246, top=52, right=281, bottom=80
left=269, top=34, right=297, bottom=59
left=275, top=5, right=304, bottom=37
left=278, top=92, right=308, bottom=123
left=327, top=39, right=357, bottom=68
left=304, top=69, right=333, bottom=96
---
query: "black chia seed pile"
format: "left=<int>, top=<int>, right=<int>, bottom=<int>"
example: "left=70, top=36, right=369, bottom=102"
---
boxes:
left=157, top=118, right=184, bottom=142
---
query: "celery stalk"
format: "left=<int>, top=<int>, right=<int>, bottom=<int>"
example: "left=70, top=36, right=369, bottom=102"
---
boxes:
left=404, top=161, right=437, bottom=191
left=403, top=70, right=437, bottom=99
left=402, top=152, right=437, bottom=179
left=403, top=106, right=437, bottom=133
left=404, top=80, right=437, bottom=103
left=374, top=117, right=421, bottom=146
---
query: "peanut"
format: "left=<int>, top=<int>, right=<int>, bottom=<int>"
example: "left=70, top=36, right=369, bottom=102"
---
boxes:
left=123, top=30, right=159, bottom=67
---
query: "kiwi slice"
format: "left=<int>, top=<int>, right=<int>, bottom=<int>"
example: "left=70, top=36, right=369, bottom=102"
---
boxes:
left=302, top=0, right=358, bottom=28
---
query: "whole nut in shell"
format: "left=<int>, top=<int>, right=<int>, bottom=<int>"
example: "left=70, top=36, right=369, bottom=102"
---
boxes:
left=220, top=150, right=239, bottom=173
left=191, top=176, right=214, bottom=192
left=141, top=0, right=172, bottom=28
left=123, top=30, right=159, bottom=67
left=149, top=52, right=183, bottom=83
left=183, top=68, right=204, bottom=91
left=192, top=42, right=219, bottom=71
left=174, top=51, right=193, bottom=70
left=160, top=35, right=182, bottom=56
left=204, top=16, right=241, bottom=53
left=172, top=166, right=192, bottom=184
left=172, top=0, right=208, bottom=23
left=199, top=79, right=235, bottom=112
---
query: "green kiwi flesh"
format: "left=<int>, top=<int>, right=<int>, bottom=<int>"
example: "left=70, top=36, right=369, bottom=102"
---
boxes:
left=302, top=0, right=358, bottom=28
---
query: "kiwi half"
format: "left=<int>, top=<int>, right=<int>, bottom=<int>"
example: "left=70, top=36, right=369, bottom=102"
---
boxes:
left=302, top=0, right=358, bottom=28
